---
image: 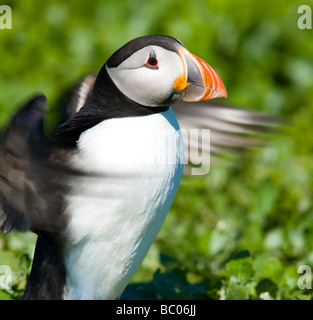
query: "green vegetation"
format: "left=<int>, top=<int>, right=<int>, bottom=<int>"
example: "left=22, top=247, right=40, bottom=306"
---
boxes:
left=0, top=0, right=313, bottom=300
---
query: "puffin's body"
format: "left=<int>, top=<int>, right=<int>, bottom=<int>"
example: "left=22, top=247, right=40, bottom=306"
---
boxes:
left=64, top=107, right=184, bottom=299
left=0, top=36, right=274, bottom=299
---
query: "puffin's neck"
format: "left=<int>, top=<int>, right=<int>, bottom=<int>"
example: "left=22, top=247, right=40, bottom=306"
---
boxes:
left=92, top=65, right=170, bottom=117
left=53, top=66, right=169, bottom=149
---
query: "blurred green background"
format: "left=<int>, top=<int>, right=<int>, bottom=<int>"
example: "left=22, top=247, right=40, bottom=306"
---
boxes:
left=0, top=0, right=313, bottom=299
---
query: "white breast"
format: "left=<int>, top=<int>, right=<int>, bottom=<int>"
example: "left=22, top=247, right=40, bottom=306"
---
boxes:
left=63, top=107, right=184, bottom=299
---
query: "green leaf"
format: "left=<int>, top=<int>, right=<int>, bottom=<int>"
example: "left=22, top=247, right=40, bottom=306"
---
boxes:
left=121, top=282, right=157, bottom=300
left=159, top=253, right=181, bottom=270
left=253, top=255, right=283, bottom=284
left=19, top=254, right=32, bottom=274
left=0, top=290, right=11, bottom=300
left=226, top=257, right=254, bottom=283
left=152, top=268, right=190, bottom=299
left=256, top=279, right=278, bottom=299
left=225, top=282, right=251, bottom=300
left=230, top=250, right=251, bottom=260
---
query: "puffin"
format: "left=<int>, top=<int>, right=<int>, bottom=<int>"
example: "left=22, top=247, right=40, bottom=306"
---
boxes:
left=0, top=35, right=274, bottom=300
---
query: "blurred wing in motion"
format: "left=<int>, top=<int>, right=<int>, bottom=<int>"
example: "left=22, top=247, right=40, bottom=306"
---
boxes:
left=172, top=101, right=279, bottom=170
left=68, top=74, right=280, bottom=170
left=0, top=95, right=66, bottom=234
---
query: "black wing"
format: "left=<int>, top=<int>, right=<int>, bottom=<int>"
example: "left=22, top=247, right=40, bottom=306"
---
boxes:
left=0, top=95, right=66, bottom=234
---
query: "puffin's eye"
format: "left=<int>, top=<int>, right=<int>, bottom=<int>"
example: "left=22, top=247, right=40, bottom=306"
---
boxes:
left=145, top=51, right=159, bottom=69
left=148, top=57, right=157, bottom=66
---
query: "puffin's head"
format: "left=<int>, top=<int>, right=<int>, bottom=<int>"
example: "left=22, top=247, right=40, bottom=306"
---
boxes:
left=106, top=35, right=227, bottom=107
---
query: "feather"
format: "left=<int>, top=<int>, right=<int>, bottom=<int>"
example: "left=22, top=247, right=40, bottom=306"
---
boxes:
left=0, top=95, right=67, bottom=234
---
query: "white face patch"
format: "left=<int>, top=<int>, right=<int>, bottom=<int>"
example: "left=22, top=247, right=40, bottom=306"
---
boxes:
left=106, top=46, right=184, bottom=106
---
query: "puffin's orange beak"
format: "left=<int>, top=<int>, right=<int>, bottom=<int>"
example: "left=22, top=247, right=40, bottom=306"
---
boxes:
left=174, top=47, right=227, bottom=101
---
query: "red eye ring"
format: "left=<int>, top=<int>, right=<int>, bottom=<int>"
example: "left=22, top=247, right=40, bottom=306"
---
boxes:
left=145, top=51, right=159, bottom=69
